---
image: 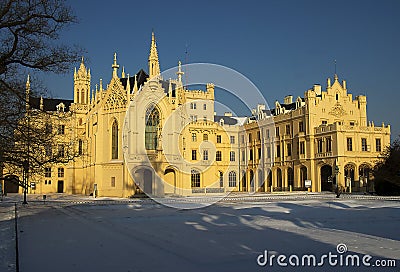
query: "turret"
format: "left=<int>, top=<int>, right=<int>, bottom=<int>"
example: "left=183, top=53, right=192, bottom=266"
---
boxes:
left=112, top=53, right=119, bottom=79
left=73, top=57, right=91, bottom=105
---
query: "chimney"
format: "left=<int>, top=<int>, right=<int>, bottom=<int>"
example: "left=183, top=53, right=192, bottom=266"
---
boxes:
left=284, top=95, right=293, bottom=104
left=313, top=84, right=322, bottom=95
left=224, top=112, right=232, bottom=117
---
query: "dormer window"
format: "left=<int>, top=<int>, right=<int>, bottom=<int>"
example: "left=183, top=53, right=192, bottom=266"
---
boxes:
left=56, top=103, right=65, bottom=112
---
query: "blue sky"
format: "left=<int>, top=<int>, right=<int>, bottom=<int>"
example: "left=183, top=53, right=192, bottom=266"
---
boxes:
left=44, top=0, right=400, bottom=139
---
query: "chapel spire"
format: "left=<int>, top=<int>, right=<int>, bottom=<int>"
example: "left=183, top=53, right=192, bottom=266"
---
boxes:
left=148, top=31, right=160, bottom=79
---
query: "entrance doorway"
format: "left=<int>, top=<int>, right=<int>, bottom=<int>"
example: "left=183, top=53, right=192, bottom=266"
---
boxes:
left=57, top=180, right=64, bottom=193
left=321, top=165, right=333, bottom=191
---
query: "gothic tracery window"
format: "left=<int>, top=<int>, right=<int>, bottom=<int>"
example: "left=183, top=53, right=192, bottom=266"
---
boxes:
left=145, top=106, right=160, bottom=150
left=111, top=120, right=118, bottom=159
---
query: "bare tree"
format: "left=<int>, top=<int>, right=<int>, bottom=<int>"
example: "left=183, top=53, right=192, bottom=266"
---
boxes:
left=373, top=136, right=400, bottom=195
left=0, top=0, right=82, bottom=200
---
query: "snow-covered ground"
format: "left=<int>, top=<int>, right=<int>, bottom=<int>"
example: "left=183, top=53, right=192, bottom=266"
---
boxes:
left=2, top=195, right=399, bottom=271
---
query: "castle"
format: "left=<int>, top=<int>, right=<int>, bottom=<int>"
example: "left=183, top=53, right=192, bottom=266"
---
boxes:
left=2, top=32, right=391, bottom=197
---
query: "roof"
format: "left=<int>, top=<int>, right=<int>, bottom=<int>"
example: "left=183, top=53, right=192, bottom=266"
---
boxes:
left=30, top=97, right=73, bottom=112
left=120, top=69, right=148, bottom=92
left=214, top=115, right=238, bottom=125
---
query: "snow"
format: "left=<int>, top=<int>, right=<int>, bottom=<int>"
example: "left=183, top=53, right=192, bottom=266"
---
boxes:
left=2, top=195, right=399, bottom=271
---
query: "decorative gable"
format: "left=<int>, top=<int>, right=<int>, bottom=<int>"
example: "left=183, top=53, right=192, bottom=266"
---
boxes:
left=103, top=81, right=127, bottom=111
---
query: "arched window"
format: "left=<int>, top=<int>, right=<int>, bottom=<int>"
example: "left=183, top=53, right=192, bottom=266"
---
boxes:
left=111, top=120, right=118, bottom=159
left=228, top=171, right=237, bottom=187
left=219, top=171, right=223, bottom=187
left=145, top=106, right=160, bottom=150
left=191, top=169, right=200, bottom=187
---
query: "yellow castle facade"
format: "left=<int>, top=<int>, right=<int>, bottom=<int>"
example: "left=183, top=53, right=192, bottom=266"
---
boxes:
left=3, top=33, right=390, bottom=197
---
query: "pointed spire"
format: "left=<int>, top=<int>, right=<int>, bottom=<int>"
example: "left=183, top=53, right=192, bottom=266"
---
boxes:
left=79, top=56, right=86, bottom=73
left=327, top=77, right=331, bottom=89
left=91, top=89, right=94, bottom=104
left=74, top=67, right=77, bottom=78
left=133, top=74, right=138, bottom=94
left=126, top=74, right=131, bottom=102
left=121, top=66, right=126, bottom=78
left=126, top=74, right=131, bottom=92
left=40, top=96, right=43, bottom=111
left=168, top=78, right=173, bottom=97
left=148, top=31, right=160, bottom=79
left=112, top=52, right=120, bottom=78
left=25, top=75, right=30, bottom=111
left=99, top=78, right=103, bottom=91
left=176, top=61, right=184, bottom=82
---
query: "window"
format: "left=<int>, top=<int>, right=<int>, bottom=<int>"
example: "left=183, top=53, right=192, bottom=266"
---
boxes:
left=350, top=122, right=355, bottom=126
left=376, top=138, right=381, bottom=152
left=258, top=147, right=262, bottom=159
left=219, top=171, right=223, bottom=187
left=45, top=144, right=52, bottom=157
left=190, top=115, right=197, bottom=122
left=217, top=135, right=222, bottom=143
left=111, top=177, right=116, bottom=187
left=287, top=143, right=292, bottom=156
left=267, top=147, right=271, bottom=158
left=192, top=150, right=197, bottom=160
left=336, top=93, right=339, bottom=100
left=322, top=120, right=328, bottom=125
left=78, top=139, right=83, bottom=155
left=230, top=136, right=235, bottom=144
left=241, top=150, right=245, bottom=161
left=230, top=151, right=235, bottom=161
left=249, top=133, right=252, bottom=142
left=249, top=149, right=253, bottom=160
left=192, top=133, right=197, bottom=142
left=285, top=124, right=290, bottom=135
left=347, top=138, right=353, bottom=151
left=203, top=103, right=207, bottom=110
left=299, top=121, right=304, bottom=132
left=190, top=102, right=197, bottom=109
left=203, top=134, right=208, bottom=141
left=111, top=120, right=118, bottom=158
left=45, top=123, right=52, bottom=134
left=276, top=127, right=280, bottom=137
left=241, top=135, right=244, bottom=143
left=326, top=137, right=332, bottom=152
left=58, top=124, right=65, bottom=135
left=300, top=142, right=305, bottom=155
left=145, top=107, right=159, bottom=150
left=203, top=150, right=208, bottom=161
left=58, top=167, right=64, bottom=178
left=44, top=167, right=51, bottom=177
left=216, top=151, right=222, bottom=161
left=228, top=171, right=237, bottom=187
left=362, top=138, right=368, bottom=151
left=276, top=145, right=281, bottom=157
left=317, top=139, right=323, bottom=153
left=191, top=169, right=200, bottom=187
left=58, top=144, right=64, bottom=157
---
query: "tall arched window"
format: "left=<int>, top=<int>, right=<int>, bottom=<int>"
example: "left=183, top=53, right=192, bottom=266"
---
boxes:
left=111, top=120, right=118, bottom=159
left=145, top=106, right=160, bottom=150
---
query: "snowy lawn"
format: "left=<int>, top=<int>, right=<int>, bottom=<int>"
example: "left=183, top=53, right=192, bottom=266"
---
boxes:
left=16, top=199, right=400, bottom=272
